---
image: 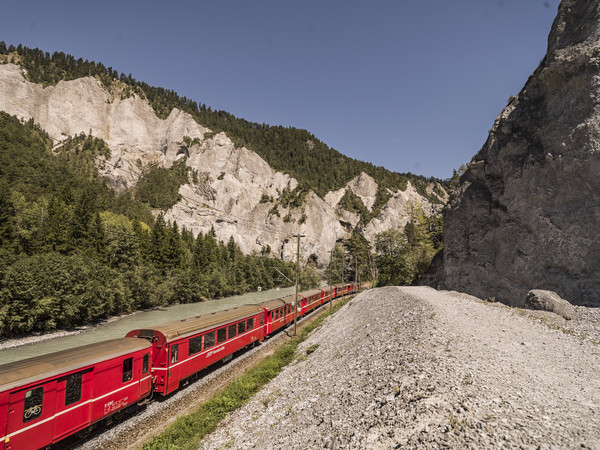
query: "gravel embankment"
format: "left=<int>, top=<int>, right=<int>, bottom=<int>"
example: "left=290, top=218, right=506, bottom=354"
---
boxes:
left=201, top=286, right=600, bottom=449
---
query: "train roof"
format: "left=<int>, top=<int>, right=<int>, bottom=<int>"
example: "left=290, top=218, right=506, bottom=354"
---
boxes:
left=261, top=294, right=296, bottom=310
left=138, top=304, right=264, bottom=342
left=0, top=338, right=151, bottom=393
left=302, top=288, right=323, bottom=297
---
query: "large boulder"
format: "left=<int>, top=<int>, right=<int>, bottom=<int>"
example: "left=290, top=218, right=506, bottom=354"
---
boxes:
left=525, top=289, right=575, bottom=320
left=430, top=0, right=600, bottom=306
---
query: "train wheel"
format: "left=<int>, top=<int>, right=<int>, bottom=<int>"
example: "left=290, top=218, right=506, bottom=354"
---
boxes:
left=77, top=424, right=93, bottom=439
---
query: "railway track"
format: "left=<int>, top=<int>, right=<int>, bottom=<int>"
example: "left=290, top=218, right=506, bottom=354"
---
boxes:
left=71, top=299, right=345, bottom=450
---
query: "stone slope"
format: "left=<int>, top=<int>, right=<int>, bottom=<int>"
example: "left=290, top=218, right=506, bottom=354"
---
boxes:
left=432, top=0, right=600, bottom=306
left=0, top=63, right=443, bottom=263
left=201, top=287, right=600, bottom=449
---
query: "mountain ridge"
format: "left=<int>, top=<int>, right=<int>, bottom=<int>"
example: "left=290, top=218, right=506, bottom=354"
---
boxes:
left=0, top=48, right=447, bottom=264
left=0, top=43, right=445, bottom=202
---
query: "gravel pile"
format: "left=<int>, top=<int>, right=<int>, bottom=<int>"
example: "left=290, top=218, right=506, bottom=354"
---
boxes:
left=201, top=286, right=600, bottom=449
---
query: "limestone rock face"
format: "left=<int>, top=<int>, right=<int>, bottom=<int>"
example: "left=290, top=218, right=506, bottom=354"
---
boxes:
left=0, top=63, right=443, bottom=265
left=432, top=0, right=600, bottom=306
left=0, top=64, right=209, bottom=191
left=363, top=181, right=440, bottom=244
left=346, top=172, right=378, bottom=211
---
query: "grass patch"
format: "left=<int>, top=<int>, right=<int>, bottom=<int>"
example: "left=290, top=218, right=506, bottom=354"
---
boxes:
left=144, top=296, right=353, bottom=449
left=305, top=344, right=320, bottom=355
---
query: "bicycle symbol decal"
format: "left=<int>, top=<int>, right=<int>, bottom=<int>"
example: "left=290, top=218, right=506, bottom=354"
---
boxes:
left=24, top=405, right=42, bottom=419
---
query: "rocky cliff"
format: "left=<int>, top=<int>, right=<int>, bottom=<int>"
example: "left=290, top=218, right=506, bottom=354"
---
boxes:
left=0, top=63, right=445, bottom=264
left=431, top=0, right=600, bottom=306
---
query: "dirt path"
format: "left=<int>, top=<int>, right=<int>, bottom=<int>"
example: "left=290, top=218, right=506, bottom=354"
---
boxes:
left=200, top=286, right=600, bottom=449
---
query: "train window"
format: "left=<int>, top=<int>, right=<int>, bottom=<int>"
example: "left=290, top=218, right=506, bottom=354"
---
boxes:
left=171, top=345, right=179, bottom=364
left=204, top=331, right=215, bottom=349
left=274, top=309, right=278, bottom=320
left=65, top=372, right=83, bottom=406
left=280, top=307, right=284, bottom=317
left=122, top=357, right=133, bottom=382
left=217, top=328, right=226, bottom=344
left=260, top=315, right=264, bottom=325
left=23, top=387, right=43, bottom=423
left=247, top=318, right=253, bottom=330
left=189, top=335, right=202, bottom=355
left=143, top=354, right=149, bottom=373
left=228, top=323, right=237, bottom=339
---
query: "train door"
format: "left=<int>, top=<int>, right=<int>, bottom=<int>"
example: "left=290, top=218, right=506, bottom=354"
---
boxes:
left=53, top=369, right=93, bottom=441
left=267, top=311, right=273, bottom=334
left=139, top=353, right=151, bottom=397
left=6, top=382, right=56, bottom=450
left=166, top=344, right=180, bottom=394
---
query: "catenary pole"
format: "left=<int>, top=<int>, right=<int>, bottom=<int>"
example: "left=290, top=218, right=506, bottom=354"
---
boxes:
left=293, top=232, right=305, bottom=336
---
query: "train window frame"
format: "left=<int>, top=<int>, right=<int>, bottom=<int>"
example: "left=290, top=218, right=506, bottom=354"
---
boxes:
left=142, top=354, right=149, bottom=373
left=238, top=320, right=246, bottom=334
left=65, top=372, right=83, bottom=406
left=122, top=357, right=133, bottom=382
left=228, top=323, right=237, bottom=339
left=171, top=344, right=179, bottom=364
left=189, top=335, right=202, bottom=355
left=246, top=318, right=253, bottom=330
left=23, top=386, right=43, bottom=423
left=217, top=328, right=226, bottom=344
left=204, top=331, right=215, bottom=349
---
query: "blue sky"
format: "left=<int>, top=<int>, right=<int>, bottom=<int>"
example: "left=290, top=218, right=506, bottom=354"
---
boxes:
left=1, top=0, right=560, bottom=180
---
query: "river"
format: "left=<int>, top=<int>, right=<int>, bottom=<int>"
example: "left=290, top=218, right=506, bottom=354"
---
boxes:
left=0, top=286, right=296, bottom=365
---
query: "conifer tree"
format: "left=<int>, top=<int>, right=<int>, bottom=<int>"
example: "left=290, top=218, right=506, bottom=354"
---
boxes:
left=0, top=182, right=15, bottom=250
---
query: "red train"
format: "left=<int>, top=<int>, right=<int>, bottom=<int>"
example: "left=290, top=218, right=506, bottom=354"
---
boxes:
left=0, top=283, right=359, bottom=449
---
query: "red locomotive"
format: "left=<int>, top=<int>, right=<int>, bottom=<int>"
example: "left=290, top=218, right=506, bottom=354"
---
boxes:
left=0, top=283, right=359, bottom=449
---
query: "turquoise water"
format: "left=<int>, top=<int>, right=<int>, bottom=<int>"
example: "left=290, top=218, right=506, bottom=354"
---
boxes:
left=0, top=286, right=296, bottom=364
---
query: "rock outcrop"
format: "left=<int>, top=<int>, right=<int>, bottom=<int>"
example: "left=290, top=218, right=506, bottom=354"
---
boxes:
left=525, top=289, right=575, bottom=320
left=0, top=62, right=444, bottom=264
left=431, top=0, right=600, bottom=306
left=363, top=181, right=440, bottom=244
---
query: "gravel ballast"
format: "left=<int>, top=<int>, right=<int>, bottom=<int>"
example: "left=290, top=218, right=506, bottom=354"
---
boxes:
left=201, top=286, right=600, bottom=449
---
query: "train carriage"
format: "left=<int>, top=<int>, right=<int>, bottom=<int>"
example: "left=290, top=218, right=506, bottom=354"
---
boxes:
left=300, top=288, right=325, bottom=315
left=261, top=295, right=296, bottom=335
left=126, top=304, right=264, bottom=396
left=320, top=286, right=334, bottom=305
left=0, top=338, right=152, bottom=450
